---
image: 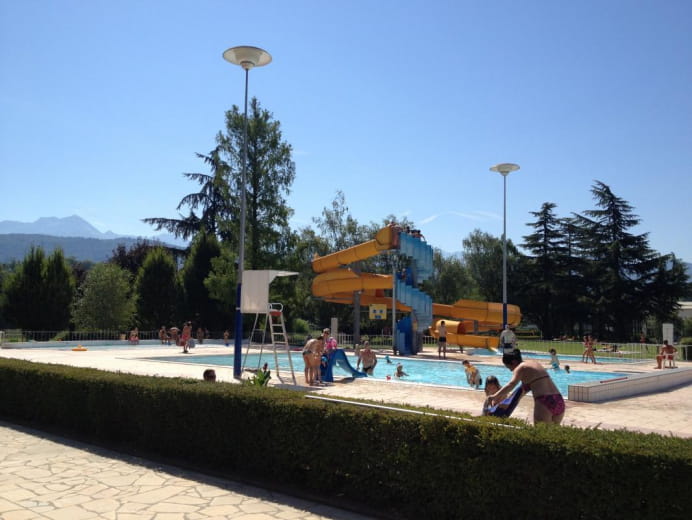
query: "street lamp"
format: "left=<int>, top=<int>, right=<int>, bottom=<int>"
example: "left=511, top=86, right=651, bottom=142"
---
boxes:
left=489, top=162, right=520, bottom=330
left=223, top=45, right=272, bottom=378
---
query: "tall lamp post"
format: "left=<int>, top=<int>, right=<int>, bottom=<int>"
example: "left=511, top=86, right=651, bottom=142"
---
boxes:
left=223, top=45, right=272, bottom=378
left=489, top=163, right=520, bottom=329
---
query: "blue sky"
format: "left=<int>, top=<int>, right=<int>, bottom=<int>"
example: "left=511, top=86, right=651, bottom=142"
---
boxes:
left=1, top=0, right=691, bottom=261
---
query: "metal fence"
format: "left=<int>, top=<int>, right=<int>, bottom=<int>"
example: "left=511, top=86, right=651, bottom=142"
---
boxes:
left=0, top=329, right=662, bottom=362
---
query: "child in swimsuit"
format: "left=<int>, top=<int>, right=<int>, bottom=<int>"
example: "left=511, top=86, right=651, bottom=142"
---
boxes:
left=549, top=348, right=560, bottom=370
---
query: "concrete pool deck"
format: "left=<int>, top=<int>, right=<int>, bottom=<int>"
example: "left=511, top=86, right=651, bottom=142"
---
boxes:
left=2, top=343, right=691, bottom=438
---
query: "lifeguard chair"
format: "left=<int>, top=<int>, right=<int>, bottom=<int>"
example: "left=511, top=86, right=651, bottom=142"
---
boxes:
left=241, top=270, right=298, bottom=385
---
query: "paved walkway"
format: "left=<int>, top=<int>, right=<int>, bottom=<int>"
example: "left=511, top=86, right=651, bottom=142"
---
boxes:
left=1, top=343, right=690, bottom=518
left=0, top=421, right=372, bottom=520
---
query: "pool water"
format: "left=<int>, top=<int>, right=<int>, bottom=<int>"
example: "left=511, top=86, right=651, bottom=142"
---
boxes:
left=467, top=348, right=637, bottom=365
left=145, top=351, right=627, bottom=397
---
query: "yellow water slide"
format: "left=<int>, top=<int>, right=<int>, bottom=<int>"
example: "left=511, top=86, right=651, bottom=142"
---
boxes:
left=430, top=301, right=521, bottom=349
left=432, top=301, right=521, bottom=330
left=311, top=226, right=398, bottom=274
left=311, top=225, right=521, bottom=348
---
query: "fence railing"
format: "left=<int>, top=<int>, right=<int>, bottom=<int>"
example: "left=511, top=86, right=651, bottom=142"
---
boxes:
left=0, top=330, right=661, bottom=363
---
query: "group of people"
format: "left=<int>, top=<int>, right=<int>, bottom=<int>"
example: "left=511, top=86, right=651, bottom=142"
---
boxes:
left=302, top=328, right=333, bottom=386
left=581, top=335, right=598, bottom=363
left=156, top=322, right=200, bottom=353
left=302, top=332, right=382, bottom=386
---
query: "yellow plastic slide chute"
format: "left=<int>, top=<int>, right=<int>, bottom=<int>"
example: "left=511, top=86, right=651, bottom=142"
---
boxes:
left=311, top=225, right=521, bottom=348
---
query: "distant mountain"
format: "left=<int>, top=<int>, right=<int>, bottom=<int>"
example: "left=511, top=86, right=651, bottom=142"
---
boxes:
left=0, top=216, right=188, bottom=263
left=0, top=234, right=172, bottom=263
left=0, top=215, right=188, bottom=244
left=0, top=215, right=116, bottom=238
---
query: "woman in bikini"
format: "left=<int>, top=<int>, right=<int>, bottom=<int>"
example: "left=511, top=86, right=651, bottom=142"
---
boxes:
left=489, top=349, right=565, bottom=425
left=302, top=336, right=324, bottom=385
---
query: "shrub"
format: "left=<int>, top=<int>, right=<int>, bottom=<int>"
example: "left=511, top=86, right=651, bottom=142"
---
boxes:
left=0, top=358, right=690, bottom=519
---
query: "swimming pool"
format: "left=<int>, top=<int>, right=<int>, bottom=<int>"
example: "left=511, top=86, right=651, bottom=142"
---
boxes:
left=468, top=348, right=641, bottom=365
left=144, top=351, right=628, bottom=397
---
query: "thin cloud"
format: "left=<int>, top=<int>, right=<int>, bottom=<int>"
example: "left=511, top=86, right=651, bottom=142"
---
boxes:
left=418, top=214, right=440, bottom=225
left=420, top=210, right=496, bottom=224
left=448, top=211, right=486, bottom=222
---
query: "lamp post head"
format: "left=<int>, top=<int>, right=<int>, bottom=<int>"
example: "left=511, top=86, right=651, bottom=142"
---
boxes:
left=490, top=163, right=520, bottom=177
left=222, top=46, right=272, bottom=70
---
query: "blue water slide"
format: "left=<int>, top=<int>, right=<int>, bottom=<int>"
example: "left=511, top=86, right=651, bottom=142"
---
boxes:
left=321, top=349, right=367, bottom=382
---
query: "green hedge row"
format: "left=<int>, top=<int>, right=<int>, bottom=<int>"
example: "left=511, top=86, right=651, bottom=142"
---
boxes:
left=0, top=358, right=690, bottom=519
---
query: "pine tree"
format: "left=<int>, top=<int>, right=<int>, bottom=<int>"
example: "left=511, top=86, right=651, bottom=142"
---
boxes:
left=572, top=181, right=659, bottom=339
left=520, top=202, right=570, bottom=338
left=217, top=98, right=296, bottom=270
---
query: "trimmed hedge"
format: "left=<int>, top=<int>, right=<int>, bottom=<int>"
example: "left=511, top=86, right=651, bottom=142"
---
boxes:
left=0, top=358, right=690, bottom=519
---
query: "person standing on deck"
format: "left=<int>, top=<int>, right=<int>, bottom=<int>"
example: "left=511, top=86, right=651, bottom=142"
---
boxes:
left=499, top=325, right=516, bottom=354
left=437, top=321, right=447, bottom=359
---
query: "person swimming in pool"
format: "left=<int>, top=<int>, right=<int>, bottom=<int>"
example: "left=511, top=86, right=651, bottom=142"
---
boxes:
left=462, top=360, right=482, bottom=389
left=394, top=363, right=408, bottom=378
left=360, top=342, right=377, bottom=375
left=489, top=348, right=565, bottom=425
left=548, top=348, right=560, bottom=370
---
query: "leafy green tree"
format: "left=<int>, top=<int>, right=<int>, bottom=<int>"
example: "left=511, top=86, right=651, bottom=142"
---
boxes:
left=72, top=263, right=135, bottom=330
left=422, top=250, right=477, bottom=304
left=272, top=227, right=329, bottom=329
left=217, top=97, right=296, bottom=270
left=462, top=229, right=521, bottom=304
left=109, top=240, right=156, bottom=276
left=204, top=245, right=238, bottom=319
left=43, top=249, right=76, bottom=330
left=180, top=231, right=224, bottom=328
left=67, top=258, right=95, bottom=288
left=312, top=190, right=369, bottom=251
left=135, top=247, right=180, bottom=329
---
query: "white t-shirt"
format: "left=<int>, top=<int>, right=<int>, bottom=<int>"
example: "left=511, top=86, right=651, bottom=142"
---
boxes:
left=500, top=329, right=516, bottom=347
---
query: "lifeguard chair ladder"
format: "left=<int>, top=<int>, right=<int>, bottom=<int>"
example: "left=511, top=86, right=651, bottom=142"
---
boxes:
left=244, top=302, right=297, bottom=385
